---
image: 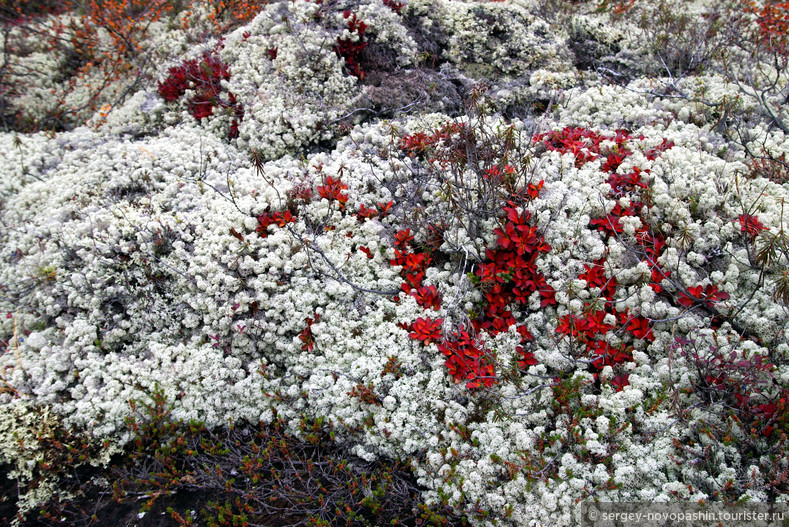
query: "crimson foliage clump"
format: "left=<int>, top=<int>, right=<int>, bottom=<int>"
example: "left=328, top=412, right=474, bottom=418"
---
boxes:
left=334, top=11, right=368, bottom=79
left=158, top=49, right=244, bottom=139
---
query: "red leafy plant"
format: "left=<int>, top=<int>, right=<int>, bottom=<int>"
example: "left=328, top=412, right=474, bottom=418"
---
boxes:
left=677, top=284, right=731, bottom=309
left=394, top=226, right=502, bottom=388
left=317, top=176, right=349, bottom=210
left=397, top=174, right=554, bottom=388
left=383, top=0, right=405, bottom=13
left=356, top=200, right=393, bottom=221
left=473, top=200, right=557, bottom=328
left=738, top=213, right=769, bottom=238
left=158, top=47, right=244, bottom=139
left=533, top=127, right=636, bottom=169
left=543, top=126, right=679, bottom=391
left=298, top=314, right=320, bottom=352
left=333, top=11, right=368, bottom=79
left=408, top=317, right=443, bottom=346
left=398, top=122, right=467, bottom=159
left=394, top=124, right=677, bottom=394
left=256, top=210, right=296, bottom=238
left=395, top=119, right=562, bottom=389
left=393, top=228, right=414, bottom=249
left=405, top=284, right=442, bottom=310
left=391, top=248, right=432, bottom=290
left=515, top=325, right=538, bottom=368
left=437, top=328, right=496, bottom=390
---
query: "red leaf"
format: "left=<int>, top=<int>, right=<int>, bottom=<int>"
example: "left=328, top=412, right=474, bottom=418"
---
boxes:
left=738, top=214, right=769, bottom=237
left=610, top=374, right=629, bottom=392
left=408, top=317, right=443, bottom=345
left=409, top=284, right=442, bottom=310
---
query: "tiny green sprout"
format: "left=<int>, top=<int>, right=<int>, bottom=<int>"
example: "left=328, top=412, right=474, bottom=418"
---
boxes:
left=689, top=197, right=699, bottom=214
left=36, top=265, right=57, bottom=283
